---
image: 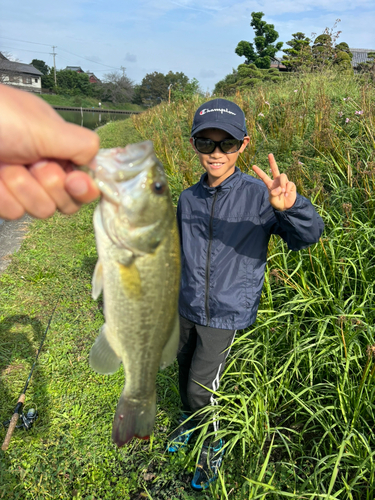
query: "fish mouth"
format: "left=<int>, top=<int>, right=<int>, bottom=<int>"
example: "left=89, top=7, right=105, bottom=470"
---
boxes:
left=93, top=141, right=156, bottom=184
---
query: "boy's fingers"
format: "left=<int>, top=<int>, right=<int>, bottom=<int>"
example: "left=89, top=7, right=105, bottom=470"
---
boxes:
left=0, top=164, right=56, bottom=219
left=270, top=186, right=283, bottom=197
left=29, top=161, right=81, bottom=215
left=252, top=164, right=272, bottom=188
left=268, top=154, right=280, bottom=179
left=285, top=181, right=296, bottom=198
left=0, top=179, right=25, bottom=220
left=41, top=122, right=100, bottom=166
left=279, top=173, right=288, bottom=191
left=64, top=171, right=100, bottom=204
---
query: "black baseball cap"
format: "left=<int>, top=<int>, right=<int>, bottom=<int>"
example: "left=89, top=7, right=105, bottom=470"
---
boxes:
left=191, top=98, right=247, bottom=140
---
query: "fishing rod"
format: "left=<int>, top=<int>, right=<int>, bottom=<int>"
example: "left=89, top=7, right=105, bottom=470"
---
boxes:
left=1, top=297, right=60, bottom=451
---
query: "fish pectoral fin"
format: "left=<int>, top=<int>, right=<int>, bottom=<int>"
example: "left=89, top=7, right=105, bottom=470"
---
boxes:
left=159, top=313, right=180, bottom=370
left=89, top=325, right=121, bottom=374
left=92, top=259, right=103, bottom=300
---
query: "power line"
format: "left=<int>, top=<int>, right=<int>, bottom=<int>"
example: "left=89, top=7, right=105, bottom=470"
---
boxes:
left=0, top=36, right=51, bottom=47
left=0, top=35, right=122, bottom=71
left=58, top=47, right=121, bottom=70
left=0, top=46, right=51, bottom=55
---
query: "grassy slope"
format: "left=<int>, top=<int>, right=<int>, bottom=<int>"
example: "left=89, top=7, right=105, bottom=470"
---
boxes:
left=39, top=94, right=145, bottom=112
left=1, top=72, right=375, bottom=499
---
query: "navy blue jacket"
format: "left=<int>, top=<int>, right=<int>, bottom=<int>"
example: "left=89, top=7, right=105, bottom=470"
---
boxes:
left=177, top=167, right=324, bottom=329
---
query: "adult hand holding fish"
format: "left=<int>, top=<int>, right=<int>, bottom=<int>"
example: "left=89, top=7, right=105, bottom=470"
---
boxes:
left=90, top=141, right=181, bottom=446
left=0, top=84, right=100, bottom=220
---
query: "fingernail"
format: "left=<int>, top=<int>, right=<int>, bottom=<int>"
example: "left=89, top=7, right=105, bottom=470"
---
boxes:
left=30, top=160, right=48, bottom=170
left=67, top=178, right=88, bottom=196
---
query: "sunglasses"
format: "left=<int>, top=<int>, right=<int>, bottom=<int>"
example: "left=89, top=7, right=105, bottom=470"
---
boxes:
left=193, top=137, right=243, bottom=155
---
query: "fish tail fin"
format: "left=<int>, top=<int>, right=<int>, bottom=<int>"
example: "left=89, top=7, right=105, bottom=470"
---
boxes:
left=112, top=390, right=156, bottom=447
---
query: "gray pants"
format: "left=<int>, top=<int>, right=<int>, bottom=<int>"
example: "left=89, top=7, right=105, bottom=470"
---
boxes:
left=177, top=315, right=236, bottom=421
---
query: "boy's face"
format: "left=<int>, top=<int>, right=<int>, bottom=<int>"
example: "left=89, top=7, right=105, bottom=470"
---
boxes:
left=190, top=128, right=249, bottom=187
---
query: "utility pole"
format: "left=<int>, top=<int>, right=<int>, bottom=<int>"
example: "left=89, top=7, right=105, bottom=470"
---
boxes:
left=50, top=46, right=57, bottom=85
left=120, top=66, right=125, bottom=77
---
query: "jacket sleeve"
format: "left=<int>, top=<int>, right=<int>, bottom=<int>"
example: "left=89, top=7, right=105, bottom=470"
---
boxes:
left=261, top=192, right=325, bottom=251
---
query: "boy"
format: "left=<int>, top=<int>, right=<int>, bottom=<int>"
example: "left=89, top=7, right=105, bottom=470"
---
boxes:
left=168, top=98, right=324, bottom=490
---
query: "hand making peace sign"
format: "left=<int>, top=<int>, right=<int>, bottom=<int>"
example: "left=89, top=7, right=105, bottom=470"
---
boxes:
left=252, top=154, right=297, bottom=211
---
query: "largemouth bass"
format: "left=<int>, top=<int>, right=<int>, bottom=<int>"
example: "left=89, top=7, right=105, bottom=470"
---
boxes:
left=89, top=141, right=180, bottom=447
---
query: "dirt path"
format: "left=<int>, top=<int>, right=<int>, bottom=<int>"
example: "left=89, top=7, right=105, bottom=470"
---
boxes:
left=0, top=215, right=33, bottom=274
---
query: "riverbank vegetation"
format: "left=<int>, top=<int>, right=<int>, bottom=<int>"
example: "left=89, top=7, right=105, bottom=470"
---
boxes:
left=39, top=94, right=145, bottom=112
left=1, top=70, right=375, bottom=499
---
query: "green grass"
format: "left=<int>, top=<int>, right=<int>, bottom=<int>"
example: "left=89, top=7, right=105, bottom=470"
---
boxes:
left=1, top=71, right=375, bottom=499
left=97, top=118, right=143, bottom=148
left=39, top=94, right=145, bottom=112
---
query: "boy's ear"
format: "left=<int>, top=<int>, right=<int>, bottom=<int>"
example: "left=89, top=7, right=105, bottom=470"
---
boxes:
left=189, top=137, right=197, bottom=152
left=240, top=136, right=250, bottom=152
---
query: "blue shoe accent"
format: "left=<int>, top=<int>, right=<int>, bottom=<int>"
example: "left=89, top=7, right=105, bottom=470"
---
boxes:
left=191, top=439, right=225, bottom=491
left=167, top=414, right=197, bottom=453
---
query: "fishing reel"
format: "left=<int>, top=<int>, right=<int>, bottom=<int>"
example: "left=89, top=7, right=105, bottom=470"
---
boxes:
left=3, top=408, right=38, bottom=431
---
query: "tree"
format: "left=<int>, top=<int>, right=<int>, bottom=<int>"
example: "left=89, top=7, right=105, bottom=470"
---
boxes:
left=134, top=71, right=201, bottom=106
left=213, top=69, right=238, bottom=96
left=42, top=68, right=92, bottom=96
left=282, top=32, right=312, bottom=71
left=235, top=12, right=283, bottom=69
left=99, top=70, right=134, bottom=104
left=213, top=64, right=280, bottom=96
left=30, top=59, right=49, bottom=75
left=312, top=34, right=335, bottom=67
left=165, top=71, right=189, bottom=91
left=309, top=20, right=352, bottom=72
left=138, top=71, right=168, bottom=106
left=164, top=71, right=202, bottom=102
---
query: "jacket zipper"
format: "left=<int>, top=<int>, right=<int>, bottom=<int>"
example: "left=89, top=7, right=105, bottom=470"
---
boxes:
left=205, top=190, right=218, bottom=326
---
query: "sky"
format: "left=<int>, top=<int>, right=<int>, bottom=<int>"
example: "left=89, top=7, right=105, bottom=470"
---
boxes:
left=1, top=0, right=374, bottom=92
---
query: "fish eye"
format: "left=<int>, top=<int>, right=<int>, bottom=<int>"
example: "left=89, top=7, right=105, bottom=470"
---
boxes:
left=152, top=181, right=166, bottom=195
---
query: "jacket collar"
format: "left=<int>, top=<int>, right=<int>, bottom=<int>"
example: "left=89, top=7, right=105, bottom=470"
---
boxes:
left=200, top=167, right=242, bottom=193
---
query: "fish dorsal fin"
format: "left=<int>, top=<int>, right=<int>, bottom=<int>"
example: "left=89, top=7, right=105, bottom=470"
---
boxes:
left=160, top=313, right=180, bottom=369
left=92, top=259, right=103, bottom=300
left=89, top=325, right=121, bottom=374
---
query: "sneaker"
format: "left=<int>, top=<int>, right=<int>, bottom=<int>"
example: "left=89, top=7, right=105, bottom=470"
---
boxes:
left=191, top=438, right=225, bottom=491
left=167, top=414, right=197, bottom=453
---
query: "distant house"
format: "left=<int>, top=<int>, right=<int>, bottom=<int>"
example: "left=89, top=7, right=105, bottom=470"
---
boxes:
left=65, top=66, right=84, bottom=73
left=0, top=53, right=43, bottom=93
left=86, top=71, right=101, bottom=84
left=349, top=48, right=375, bottom=69
left=270, top=57, right=287, bottom=72
left=64, top=65, right=101, bottom=83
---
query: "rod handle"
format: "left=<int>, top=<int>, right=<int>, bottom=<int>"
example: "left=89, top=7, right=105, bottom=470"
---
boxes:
left=1, top=394, right=25, bottom=451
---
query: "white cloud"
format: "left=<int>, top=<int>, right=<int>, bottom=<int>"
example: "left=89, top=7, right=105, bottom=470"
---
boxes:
left=125, top=53, right=137, bottom=63
left=200, top=69, right=217, bottom=78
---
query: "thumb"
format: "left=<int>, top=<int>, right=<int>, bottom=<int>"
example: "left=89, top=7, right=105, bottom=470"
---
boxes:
left=64, top=171, right=100, bottom=204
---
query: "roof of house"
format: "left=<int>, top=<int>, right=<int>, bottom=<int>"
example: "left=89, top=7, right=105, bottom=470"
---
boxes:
left=349, top=48, right=375, bottom=67
left=86, top=71, right=101, bottom=82
left=271, top=56, right=286, bottom=69
left=0, top=58, right=43, bottom=76
left=65, top=66, right=84, bottom=72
